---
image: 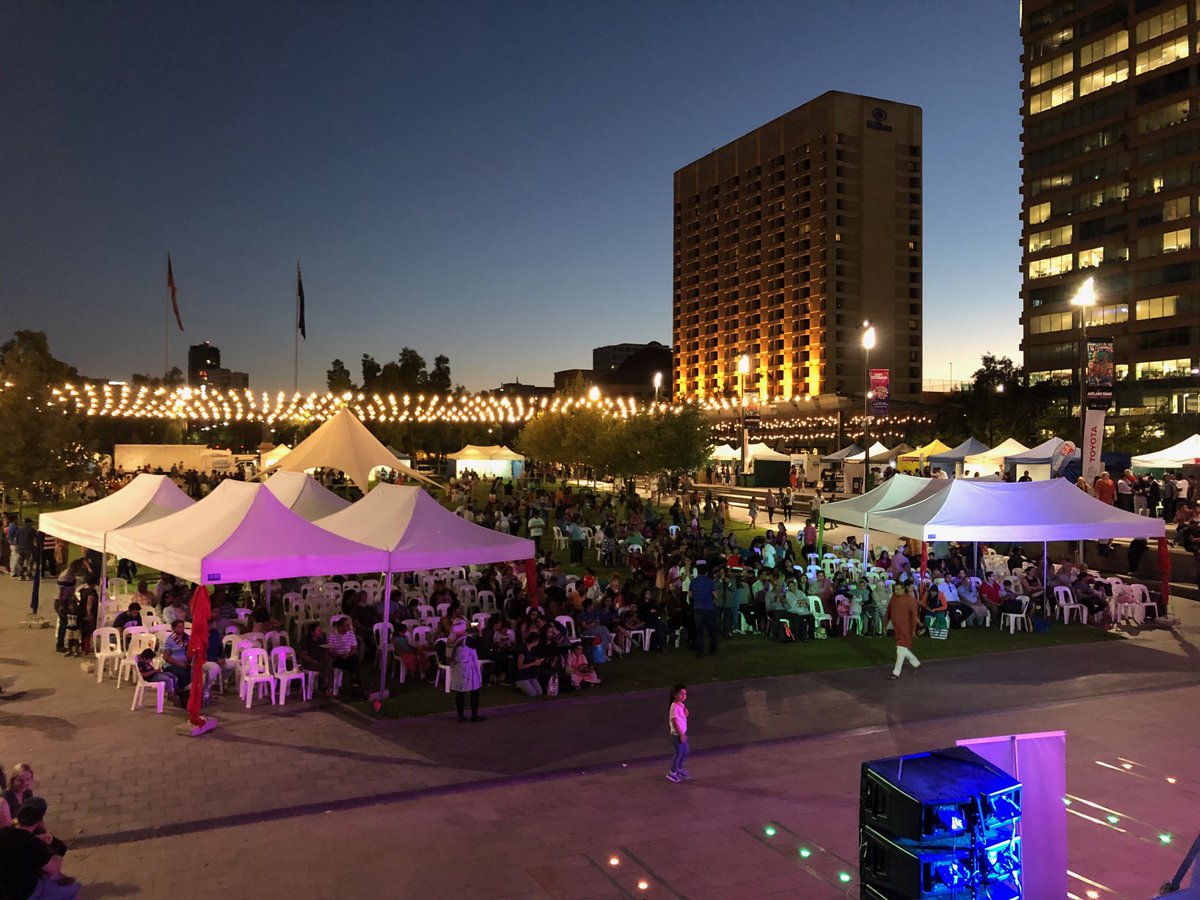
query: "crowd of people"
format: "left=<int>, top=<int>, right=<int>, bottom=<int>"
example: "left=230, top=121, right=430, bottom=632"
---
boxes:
left=0, top=763, right=80, bottom=898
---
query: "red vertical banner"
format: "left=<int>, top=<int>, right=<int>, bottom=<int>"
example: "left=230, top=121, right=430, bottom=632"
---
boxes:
left=524, top=558, right=539, bottom=609
left=869, top=368, right=890, bottom=416
left=186, top=586, right=211, bottom=727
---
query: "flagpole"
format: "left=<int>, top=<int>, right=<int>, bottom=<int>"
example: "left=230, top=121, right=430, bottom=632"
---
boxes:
left=165, top=254, right=170, bottom=378
left=294, top=261, right=300, bottom=394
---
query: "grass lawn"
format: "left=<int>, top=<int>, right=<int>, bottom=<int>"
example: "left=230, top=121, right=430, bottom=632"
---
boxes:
left=356, top=624, right=1120, bottom=719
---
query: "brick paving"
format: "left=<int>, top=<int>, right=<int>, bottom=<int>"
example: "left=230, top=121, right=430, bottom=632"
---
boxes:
left=2, top=573, right=1199, bottom=897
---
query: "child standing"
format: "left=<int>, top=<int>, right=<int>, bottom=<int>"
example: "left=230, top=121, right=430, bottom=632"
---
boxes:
left=63, top=597, right=82, bottom=656
left=666, top=683, right=689, bottom=783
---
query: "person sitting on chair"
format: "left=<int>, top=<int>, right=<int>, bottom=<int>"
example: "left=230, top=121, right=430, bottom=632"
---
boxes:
left=1071, top=573, right=1108, bottom=618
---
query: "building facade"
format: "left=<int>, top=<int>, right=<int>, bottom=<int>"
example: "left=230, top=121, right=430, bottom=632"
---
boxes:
left=1021, top=0, right=1200, bottom=419
left=672, top=91, right=923, bottom=403
left=186, top=341, right=249, bottom=390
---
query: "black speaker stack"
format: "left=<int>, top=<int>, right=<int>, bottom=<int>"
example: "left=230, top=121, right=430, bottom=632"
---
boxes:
left=858, top=746, right=1023, bottom=898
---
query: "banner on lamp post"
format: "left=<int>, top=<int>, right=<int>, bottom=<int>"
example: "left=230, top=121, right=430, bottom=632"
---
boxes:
left=869, top=368, right=890, bottom=415
left=1085, top=340, right=1114, bottom=408
left=1082, top=408, right=1106, bottom=483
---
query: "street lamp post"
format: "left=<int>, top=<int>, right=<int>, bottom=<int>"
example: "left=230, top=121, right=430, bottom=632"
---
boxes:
left=1070, top=276, right=1097, bottom=463
left=653, top=371, right=663, bottom=404
left=737, top=354, right=750, bottom=477
left=861, top=324, right=876, bottom=495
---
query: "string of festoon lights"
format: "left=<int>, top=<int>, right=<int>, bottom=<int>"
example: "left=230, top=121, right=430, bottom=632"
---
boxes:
left=711, top=413, right=934, bottom=443
left=48, top=383, right=701, bottom=425
left=46, top=382, right=937, bottom=431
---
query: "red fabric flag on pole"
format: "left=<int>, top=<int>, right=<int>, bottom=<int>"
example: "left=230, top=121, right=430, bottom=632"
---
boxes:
left=185, top=585, right=211, bottom=727
left=168, top=254, right=184, bottom=331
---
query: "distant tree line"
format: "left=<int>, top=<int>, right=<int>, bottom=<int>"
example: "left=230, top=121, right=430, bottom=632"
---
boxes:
left=326, top=349, right=453, bottom=396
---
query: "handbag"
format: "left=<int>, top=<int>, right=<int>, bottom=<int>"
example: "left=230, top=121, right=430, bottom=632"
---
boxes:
left=928, top=612, right=950, bottom=641
left=547, top=673, right=559, bottom=696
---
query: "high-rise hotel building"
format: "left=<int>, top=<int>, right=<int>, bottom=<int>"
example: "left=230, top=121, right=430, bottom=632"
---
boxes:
left=672, top=91, right=923, bottom=403
left=1021, top=0, right=1200, bottom=417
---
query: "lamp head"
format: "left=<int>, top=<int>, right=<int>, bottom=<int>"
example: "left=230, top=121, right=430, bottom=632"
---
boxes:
left=652, top=371, right=663, bottom=389
left=1070, top=276, right=1097, bottom=308
left=737, top=355, right=750, bottom=375
left=862, top=326, right=877, bottom=351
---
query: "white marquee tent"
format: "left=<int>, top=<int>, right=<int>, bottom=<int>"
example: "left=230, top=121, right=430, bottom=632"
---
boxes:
left=746, top=442, right=791, bottom=462
left=867, top=477, right=1166, bottom=543
left=264, top=470, right=351, bottom=521
left=821, top=444, right=862, bottom=463
left=39, top=473, right=195, bottom=552
left=844, top=441, right=900, bottom=463
left=259, top=444, right=292, bottom=470
left=1131, top=433, right=1200, bottom=470
left=445, top=444, right=525, bottom=479
left=106, top=480, right=386, bottom=585
left=264, top=408, right=436, bottom=491
left=708, top=444, right=740, bottom=461
left=819, top=474, right=949, bottom=530
left=316, top=483, right=535, bottom=694
left=963, top=437, right=1030, bottom=476
left=929, top=437, right=990, bottom=474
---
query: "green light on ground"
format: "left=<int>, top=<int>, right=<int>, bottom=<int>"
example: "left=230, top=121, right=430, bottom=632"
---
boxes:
left=798, top=847, right=812, bottom=858
left=764, top=826, right=777, bottom=837
left=1159, top=833, right=1174, bottom=844
left=1106, top=814, right=1120, bottom=824
left=1063, top=797, right=1072, bottom=806
left=838, top=872, right=852, bottom=883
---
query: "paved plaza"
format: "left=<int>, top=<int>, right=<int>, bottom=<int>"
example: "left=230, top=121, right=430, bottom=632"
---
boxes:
left=2, top=574, right=1198, bottom=898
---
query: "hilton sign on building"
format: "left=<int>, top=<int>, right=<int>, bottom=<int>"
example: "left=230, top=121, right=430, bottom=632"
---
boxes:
left=672, top=91, right=923, bottom=405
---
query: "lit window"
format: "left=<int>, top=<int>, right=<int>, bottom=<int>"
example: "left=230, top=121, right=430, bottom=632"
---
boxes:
left=1030, top=52, right=1074, bottom=87
left=1135, top=5, right=1187, bottom=43
left=1078, top=247, right=1104, bottom=268
left=1083, top=304, right=1128, bottom=326
left=1028, top=225, right=1072, bottom=251
left=1135, top=358, right=1190, bottom=379
left=1136, top=295, right=1178, bottom=319
left=1136, top=36, right=1189, bottom=75
left=1029, top=202, right=1051, bottom=225
left=1029, top=81, right=1074, bottom=115
left=1029, top=253, right=1073, bottom=279
left=1080, top=30, right=1129, bottom=66
left=1164, top=228, right=1191, bottom=252
left=1079, top=60, right=1129, bottom=96
left=1164, top=196, right=1191, bottom=221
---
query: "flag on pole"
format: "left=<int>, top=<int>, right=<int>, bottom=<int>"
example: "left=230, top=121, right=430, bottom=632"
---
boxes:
left=167, top=254, right=184, bottom=331
left=296, top=263, right=306, bottom=339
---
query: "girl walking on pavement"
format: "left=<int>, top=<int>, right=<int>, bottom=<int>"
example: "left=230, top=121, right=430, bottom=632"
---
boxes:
left=666, top=683, right=690, bottom=782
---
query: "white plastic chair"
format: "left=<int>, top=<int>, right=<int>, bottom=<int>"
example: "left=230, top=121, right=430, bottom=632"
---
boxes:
left=140, top=610, right=162, bottom=630
left=431, top=640, right=452, bottom=692
left=1126, top=583, right=1157, bottom=623
left=807, top=596, right=832, bottom=633
left=118, top=633, right=159, bottom=687
left=91, top=627, right=122, bottom=683
left=238, top=648, right=277, bottom=708
left=471, top=612, right=491, bottom=631
left=435, top=602, right=451, bottom=617
left=477, top=591, right=499, bottom=613
left=372, top=621, right=394, bottom=655
left=1000, top=596, right=1031, bottom=634
left=130, top=666, right=166, bottom=713
left=264, top=630, right=290, bottom=651
left=1053, top=585, right=1086, bottom=624
left=340, top=580, right=361, bottom=594
left=270, top=646, right=310, bottom=705
left=552, top=527, right=568, bottom=550
left=416, top=604, right=435, bottom=620
left=121, top=624, right=148, bottom=651
left=554, top=615, right=577, bottom=640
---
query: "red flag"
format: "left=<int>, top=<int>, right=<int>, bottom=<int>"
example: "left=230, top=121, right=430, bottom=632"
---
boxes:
left=186, top=585, right=211, bottom=727
left=168, top=254, right=184, bottom=331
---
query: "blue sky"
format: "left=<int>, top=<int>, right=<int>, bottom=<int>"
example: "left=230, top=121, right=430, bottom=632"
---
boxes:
left=1, top=1, right=1022, bottom=392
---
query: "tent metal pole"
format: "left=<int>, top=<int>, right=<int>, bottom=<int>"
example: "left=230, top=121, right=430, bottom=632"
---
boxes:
left=862, top=512, right=870, bottom=565
left=375, top=568, right=394, bottom=701
left=1043, top=542, right=1048, bottom=617
left=101, top=538, right=108, bottom=604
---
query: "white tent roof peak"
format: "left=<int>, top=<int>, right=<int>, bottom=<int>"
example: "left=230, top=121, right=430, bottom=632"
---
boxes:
left=844, top=441, right=894, bottom=463
left=746, top=442, right=790, bottom=461
left=708, top=444, right=739, bottom=461
left=963, top=437, right=1030, bottom=467
left=316, top=483, right=534, bottom=569
left=38, top=473, right=195, bottom=552
left=266, top=408, right=436, bottom=490
left=105, top=480, right=386, bottom=584
left=819, top=473, right=949, bottom=530
left=264, top=470, right=351, bottom=521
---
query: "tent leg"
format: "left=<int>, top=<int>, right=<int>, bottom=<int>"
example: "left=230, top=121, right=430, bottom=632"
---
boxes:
left=373, top=570, right=394, bottom=702
left=1043, top=542, right=1049, bottom=618
left=1157, top=537, right=1171, bottom=619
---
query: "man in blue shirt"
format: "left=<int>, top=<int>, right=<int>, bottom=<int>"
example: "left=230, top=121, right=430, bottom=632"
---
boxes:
left=689, top=561, right=718, bottom=657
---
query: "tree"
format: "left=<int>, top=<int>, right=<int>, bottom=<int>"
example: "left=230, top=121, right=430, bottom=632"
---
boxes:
left=326, top=359, right=355, bottom=392
left=131, top=366, right=185, bottom=388
left=428, top=355, right=452, bottom=394
left=0, top=331, right=86, bottom=506
left=396, top=348, right=428, bottom=394
left=361, top=354, right=381, bottom=391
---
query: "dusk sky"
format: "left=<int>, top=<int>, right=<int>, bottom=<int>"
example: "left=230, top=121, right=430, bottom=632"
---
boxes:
left=2, top=2, right=1022, bottom=393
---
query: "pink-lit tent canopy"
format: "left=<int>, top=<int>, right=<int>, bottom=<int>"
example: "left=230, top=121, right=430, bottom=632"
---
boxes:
left=315, top=483, right=534, bottom=570
left=264, top=470, right=351, bottom=521
left=819, top=473, right=949, bottom=530
left=106, top=480, right=386, bottom=584
left=38, top=473, right=195, bottom=552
